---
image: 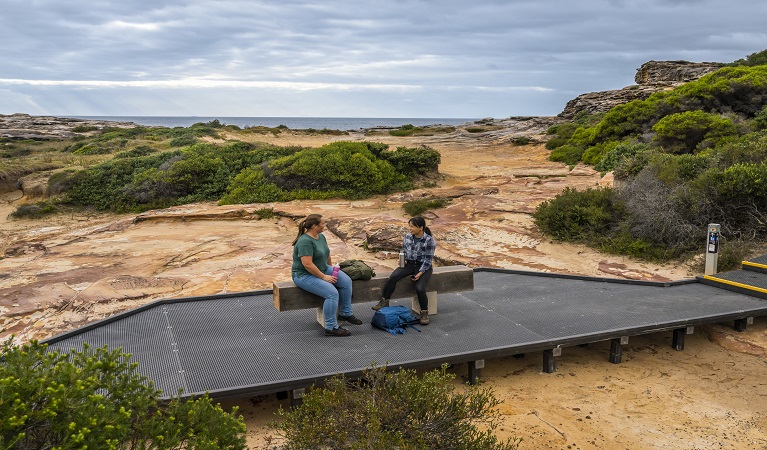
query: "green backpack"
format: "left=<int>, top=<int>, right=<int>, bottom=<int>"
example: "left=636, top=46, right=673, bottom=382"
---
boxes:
left=339, top=259, right=376, bottom=280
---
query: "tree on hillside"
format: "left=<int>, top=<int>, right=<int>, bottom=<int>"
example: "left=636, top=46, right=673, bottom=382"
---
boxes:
left=0, top=338, right=246, bottom=450
left=730, top=49, right=767, bottom=67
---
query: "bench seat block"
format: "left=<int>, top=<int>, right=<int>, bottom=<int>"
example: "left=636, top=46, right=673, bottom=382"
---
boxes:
left=273, top=265, right=474, bottom=311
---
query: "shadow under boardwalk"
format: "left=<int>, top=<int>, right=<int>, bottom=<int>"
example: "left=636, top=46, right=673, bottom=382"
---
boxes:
left=44, top=269, right=767, bottom=399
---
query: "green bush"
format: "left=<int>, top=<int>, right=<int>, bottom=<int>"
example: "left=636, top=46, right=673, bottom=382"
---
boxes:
left=753, top=105, right=767, bottom=130
left=533, top=187, right=625, bottom=241
left=0, top=338, right=246, bottom=449
left=271, top=364, right=521, bottom=450
left=71, top=125, right=99, bottom=132
left=64, top=151, right=181, bottom=211
left=594, top=142, right=651, bottom=174
left=10, top=200, right=60, bottom=219
left=169, top=134, right=197, bottom=147
left=711, top=131, right=767, bottom=166
left=402, top=196, right=451, bottom=216
left=115, top=145, right=156, bottom=159
left=265, top=142, right=407, bottom=199
left=510, top=136, right=532, bottom=146
left=254, top=207, right=276, bottom=219
left=652, top=110, right=738, bottom=153
left=466, top=126, right=489, bottom=133
left=690, top=163, right=767, bottom=237
left=549, top=144, right=585, bottom=165
left=219, top=167, right=289, bottom=204
left=0, top=146, right=31, bottom=158
left=380, top=145, right=441, bottom=176
left=581, top=140, right=620, bottom=165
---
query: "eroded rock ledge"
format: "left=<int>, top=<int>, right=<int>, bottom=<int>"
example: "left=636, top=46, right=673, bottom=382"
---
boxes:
left=0, top=113, right=135, bottom=140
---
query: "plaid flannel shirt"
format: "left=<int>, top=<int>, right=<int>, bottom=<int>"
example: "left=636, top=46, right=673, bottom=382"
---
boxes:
left=403, top=233, right=436, bottom=273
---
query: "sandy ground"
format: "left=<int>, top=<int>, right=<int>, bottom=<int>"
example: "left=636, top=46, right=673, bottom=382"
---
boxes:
left=3, top=129, right=767, bottom=449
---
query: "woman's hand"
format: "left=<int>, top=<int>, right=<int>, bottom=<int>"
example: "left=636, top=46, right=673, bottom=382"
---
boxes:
left=324, top=274, right=338, bottom=284
left=411, top=272, right=423, bottom=281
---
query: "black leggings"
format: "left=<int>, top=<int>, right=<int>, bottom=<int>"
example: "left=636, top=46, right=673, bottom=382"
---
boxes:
left=382, top=261, right=433, bottom=310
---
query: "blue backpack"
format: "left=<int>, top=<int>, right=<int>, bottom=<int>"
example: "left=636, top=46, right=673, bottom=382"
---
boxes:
left=371, top=305, right=421, bottom=335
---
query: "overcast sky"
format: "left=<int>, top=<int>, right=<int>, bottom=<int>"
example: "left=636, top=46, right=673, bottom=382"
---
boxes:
left=1, top=0, right=764, bottom=118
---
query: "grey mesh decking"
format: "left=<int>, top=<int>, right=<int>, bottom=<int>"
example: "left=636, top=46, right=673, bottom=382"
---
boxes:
left=44, top=269, right=767, bottom=399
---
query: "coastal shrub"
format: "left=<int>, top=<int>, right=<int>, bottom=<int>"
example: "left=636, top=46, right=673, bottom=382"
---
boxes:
left=169, top=133, right=197, bottom=147
left=70, top=143, right=110, bottom=155
left=402, top=196, right=451, bottom=216
left=510, top=136, right=532, bottom=146
left=0, top=338, right=246, bottom=449
left=265, top=142, right=407, bottom=198
left=533, top=187, right=625, bottom=241
left=218, top=167, right=289, bottom=204
left=389, top=125, right=420, bottom=136
left=466, top=126, right=486, bottom=133
left=71, top=125, right=99, bottom=132
left=753, top=105, right=767, bottom=130
left=47, top=170, right=78, bottom=195
left=0, top=146, right=31, bottom=158
left=581, top=140, right=620, bottom=165
left=254, top=207, right=276, bottom=219
left=380, top=145, right=441, bottom=176
left=10, top=200, right=60, bottom=219
left=652, top=110, right=738, bottom=153
left=114, top=145, right=156, bottom=158
left=122, top=153, right=230, bottom=205
left=64, top=151, right=181, bottom=211
left=271, top=364, right=521, bottom=450
left=690, top=163, right=767, bottom=238
left=711, top=131, right=767, bottom=166
left=594, top=142, right=651, bottom=174
left=549, top=144, right=585, bottom=165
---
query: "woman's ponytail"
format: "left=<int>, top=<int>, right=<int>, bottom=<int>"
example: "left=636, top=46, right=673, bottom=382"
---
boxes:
left=409, top=216, right=431, bottom=236
left=292, top=214, right=323, bottom=245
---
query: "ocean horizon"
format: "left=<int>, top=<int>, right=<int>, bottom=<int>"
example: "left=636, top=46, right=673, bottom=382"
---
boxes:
left=68, top=116, right=479, bottom=130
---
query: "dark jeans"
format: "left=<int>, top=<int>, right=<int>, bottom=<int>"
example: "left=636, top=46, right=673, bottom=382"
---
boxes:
left=382, top=261, right=433, bottom=310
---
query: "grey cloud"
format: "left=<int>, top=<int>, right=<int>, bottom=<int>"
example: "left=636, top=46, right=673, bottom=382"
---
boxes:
left=1, top=0, right=765, bottom=117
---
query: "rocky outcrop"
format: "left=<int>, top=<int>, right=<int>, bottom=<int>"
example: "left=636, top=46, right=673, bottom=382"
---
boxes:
left=559, top=60, right=724, bottom=119
left=0, top=113, right=135, bottom=140
left=558, top=86, right=659, bottom=119
left=634, top=60, right=723, bottom=85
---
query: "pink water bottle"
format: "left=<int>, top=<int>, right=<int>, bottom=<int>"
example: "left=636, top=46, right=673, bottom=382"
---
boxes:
left=331, top=264, right=340, bottom=278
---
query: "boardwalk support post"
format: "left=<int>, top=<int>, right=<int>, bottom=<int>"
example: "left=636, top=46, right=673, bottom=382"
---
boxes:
left=290, top=388, right=305, bottom=408
left=672, top=326, right=694, bottom=351
left=468, top=359, right=484, bottom=385
left=609, top=336, right=629, bottom=364
left=734, top=317, right=753, bottom=332
left=543, top=347, right=561, bottom=373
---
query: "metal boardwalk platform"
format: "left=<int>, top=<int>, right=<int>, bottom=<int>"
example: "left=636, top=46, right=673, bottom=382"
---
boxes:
left=701, top=254, right=767, bottom=299
left=44, top=269, right=767, bottom=400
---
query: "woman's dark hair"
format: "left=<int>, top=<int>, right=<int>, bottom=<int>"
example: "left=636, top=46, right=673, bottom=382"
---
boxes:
left=292, top=213, right=323, bottom=245
left=409, top=215, right=432, bottom=236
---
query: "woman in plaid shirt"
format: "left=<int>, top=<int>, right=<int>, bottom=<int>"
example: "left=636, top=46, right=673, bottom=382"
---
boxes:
left=372, top=216, right=436, bottom=325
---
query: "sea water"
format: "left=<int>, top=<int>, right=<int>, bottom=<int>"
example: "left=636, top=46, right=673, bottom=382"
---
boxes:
left=69, top=116, right=477, bottom=130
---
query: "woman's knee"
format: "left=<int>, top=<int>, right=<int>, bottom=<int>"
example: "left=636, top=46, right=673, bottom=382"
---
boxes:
left=336, top=271, right=353, bottom=289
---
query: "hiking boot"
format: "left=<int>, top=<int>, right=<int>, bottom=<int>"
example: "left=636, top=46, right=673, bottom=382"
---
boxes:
left=338, top=314, right=363, bottom=325
left=419, top=310, right=429, bottom=325
left=324, top=327, right=351, bottom=336
left=372, top=297, right=389, bottom=311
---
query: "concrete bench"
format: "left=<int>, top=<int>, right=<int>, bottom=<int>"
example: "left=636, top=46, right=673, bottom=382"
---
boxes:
left=273, top=265, right=474, bottom=326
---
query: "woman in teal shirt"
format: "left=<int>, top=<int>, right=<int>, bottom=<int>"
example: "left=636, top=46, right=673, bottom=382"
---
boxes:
left=292, top=214, right=360, bottom=336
